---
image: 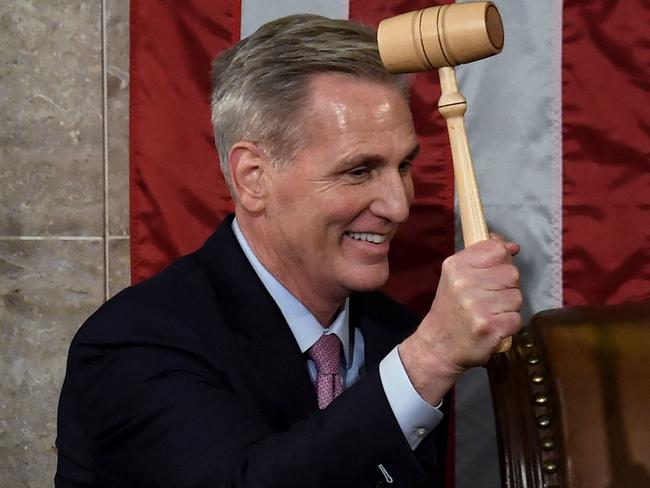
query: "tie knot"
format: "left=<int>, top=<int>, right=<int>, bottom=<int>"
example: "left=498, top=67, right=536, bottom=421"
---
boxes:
left=308, top=334, right=341, bottom=375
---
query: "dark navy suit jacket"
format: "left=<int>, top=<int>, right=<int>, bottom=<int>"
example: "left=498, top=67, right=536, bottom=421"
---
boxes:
left=56, top=215, right=448, bottom=487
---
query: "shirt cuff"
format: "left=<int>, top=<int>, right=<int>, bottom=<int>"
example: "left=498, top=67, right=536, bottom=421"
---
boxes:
left=379, top=345, right=444, bottom=450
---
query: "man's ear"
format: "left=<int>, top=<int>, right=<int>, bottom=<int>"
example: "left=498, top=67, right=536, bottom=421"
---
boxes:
left=228, top=142, right=270, bottom=213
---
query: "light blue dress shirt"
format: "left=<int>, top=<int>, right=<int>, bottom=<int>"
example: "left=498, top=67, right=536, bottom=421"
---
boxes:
left=232, top=219, right=443, bottom=449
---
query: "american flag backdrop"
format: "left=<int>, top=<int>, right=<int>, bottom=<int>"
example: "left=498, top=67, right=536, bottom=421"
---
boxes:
left=129, top=1, right=650, bottom=487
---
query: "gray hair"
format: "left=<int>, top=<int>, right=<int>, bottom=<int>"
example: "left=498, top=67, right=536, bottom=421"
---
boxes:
left=210, top=14, right=407, bottom=195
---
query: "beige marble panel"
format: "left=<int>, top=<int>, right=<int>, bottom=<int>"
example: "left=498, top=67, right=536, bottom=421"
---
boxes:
left=109, top=237, right=131, bottom=297
left=0, top=239, right=104, bottom=487
left=107, top=0, right=130, bottom=236
left=0, top=1, right=103, bottom=236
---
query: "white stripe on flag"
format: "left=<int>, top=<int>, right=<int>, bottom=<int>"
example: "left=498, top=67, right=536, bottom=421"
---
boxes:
left=241, top=0, right=349, bottom=38
left=454, top=1, right=564, bottom=487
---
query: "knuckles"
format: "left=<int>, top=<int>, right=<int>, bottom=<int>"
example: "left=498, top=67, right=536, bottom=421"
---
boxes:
left=440, top=255, right=459, bottom=275
left=450, top=239, right=514, bottom=270
left=451, top=277, right=469, bottom=293
left=471, top=312, right=492, bottom=335
left=459, top=293, right=478, bottom=311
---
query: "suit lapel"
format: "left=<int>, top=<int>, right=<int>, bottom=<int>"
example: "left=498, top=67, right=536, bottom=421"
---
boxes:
left=194, top=216, right=317, bottom=424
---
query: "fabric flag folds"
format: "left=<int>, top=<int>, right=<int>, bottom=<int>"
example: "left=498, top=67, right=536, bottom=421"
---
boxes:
left=129, top=1, right=650, bottom=487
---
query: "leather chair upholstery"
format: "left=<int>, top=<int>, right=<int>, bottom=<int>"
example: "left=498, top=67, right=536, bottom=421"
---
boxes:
left=488, top=302, right=650, bottom=488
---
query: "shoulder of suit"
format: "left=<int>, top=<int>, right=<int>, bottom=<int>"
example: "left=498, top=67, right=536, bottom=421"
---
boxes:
left=73, top=251, right=220, bottom=345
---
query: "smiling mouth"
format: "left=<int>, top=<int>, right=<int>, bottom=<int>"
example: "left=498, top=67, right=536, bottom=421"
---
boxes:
left=345, top=232, right=387, bottom=244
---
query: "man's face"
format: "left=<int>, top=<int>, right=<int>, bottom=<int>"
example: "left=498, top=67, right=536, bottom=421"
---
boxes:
left=259, top=73, right=418, bottom=307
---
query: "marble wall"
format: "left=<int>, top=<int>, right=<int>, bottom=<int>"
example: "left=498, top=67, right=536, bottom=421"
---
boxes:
left=0, top=1, right=130, bottom=486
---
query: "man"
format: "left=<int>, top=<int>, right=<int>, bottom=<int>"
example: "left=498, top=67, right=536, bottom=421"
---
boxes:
left=56, top=15, right=522, bottom=488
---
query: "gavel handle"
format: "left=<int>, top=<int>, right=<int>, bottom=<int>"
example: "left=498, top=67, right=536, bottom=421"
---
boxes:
left=437, top=66, right=512, bottom=354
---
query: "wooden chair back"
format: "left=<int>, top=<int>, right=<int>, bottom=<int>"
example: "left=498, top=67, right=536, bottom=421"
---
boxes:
left=488, top=303, right=650, bottom=487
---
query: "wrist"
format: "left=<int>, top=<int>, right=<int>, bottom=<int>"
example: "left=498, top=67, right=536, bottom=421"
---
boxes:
left=399, top=333, right=463, bottom=405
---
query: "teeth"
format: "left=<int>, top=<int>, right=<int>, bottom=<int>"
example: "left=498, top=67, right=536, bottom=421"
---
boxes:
left=347, top=232, right=386, bottom=244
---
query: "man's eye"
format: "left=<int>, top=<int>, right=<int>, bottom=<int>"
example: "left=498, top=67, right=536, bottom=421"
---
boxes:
left=398, top=161, right=413, bottom=173
left=347, top=167, right=370, bottom=178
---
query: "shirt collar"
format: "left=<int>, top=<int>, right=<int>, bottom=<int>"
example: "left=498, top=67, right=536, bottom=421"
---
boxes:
left=232, top=218, right=351, bottom=365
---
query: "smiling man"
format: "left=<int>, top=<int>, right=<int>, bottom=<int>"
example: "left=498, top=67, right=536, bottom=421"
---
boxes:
left=56, top=15, right=522, bottom=488
left=231, top=73, right=418, bottom=324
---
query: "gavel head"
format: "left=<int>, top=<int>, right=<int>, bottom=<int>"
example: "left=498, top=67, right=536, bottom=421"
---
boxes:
left=378, top=1, right=504, bottom=73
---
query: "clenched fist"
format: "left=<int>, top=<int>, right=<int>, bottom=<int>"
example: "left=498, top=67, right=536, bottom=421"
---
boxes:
left=399, top=238, right=523, bottom=405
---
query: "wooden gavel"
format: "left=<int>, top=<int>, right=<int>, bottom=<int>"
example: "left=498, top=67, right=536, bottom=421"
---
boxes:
left=378, top=1, right=512, bottom=353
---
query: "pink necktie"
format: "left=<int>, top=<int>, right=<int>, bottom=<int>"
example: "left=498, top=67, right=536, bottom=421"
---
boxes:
left=308, top=334, right=343, bottom=409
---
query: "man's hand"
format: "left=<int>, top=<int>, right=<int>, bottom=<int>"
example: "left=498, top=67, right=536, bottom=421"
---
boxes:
left=399, top=238, right=523, bottom=405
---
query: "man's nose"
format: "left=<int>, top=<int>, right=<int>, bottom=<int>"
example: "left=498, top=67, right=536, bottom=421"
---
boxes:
left=370, top=171, right=412, bottom=223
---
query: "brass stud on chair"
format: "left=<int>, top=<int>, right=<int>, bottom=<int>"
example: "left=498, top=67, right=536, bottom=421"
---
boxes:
left=526, top=353, right=540, bottom=365
left=531, top=373, right=545, bottom=384
left=542, top=459, right=559, bottom=474
left=537, top=414, right=551, bottom=429
left=517, top=326, right=561, bottom=486
left=540, top=435, right=555, bottom=451
left=533, top=392, right=548, bottom=406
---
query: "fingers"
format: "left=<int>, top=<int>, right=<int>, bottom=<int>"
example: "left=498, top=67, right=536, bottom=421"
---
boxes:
left=456, top=288, right=522, bottom=332
left=461, top=239, right=519, bottom=269
left=488, top=311, right=523, bottom=340
left=489, top=232, right=520, bottom=257
left=462, top=288, right=523, bottom=315
left=473, top=264, right=520, bottom=291
left=462, top=240, right=509, bottom=268
left=495, top=288, right=523, bottom=314
left=446, top=252, right=519, bottom=292
left=504, top=240, right=520, bottom=257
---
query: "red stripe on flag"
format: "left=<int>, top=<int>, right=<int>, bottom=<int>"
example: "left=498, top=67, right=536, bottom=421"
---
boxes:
left=562, top=1, right=650, bottom=306
left=129, top=0, right=239, bottom=283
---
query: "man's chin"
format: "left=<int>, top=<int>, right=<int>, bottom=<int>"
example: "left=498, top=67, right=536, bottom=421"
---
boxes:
left=344, top=266, right=390, bottom=293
